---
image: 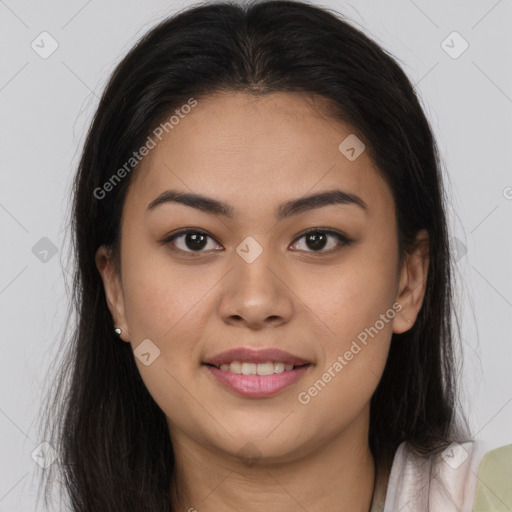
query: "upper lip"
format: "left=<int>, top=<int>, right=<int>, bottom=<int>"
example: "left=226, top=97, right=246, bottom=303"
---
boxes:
left=203, top=347, right=311, bottom=367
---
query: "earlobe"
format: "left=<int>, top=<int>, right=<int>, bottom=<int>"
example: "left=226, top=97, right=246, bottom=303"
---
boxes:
left=95, top=245, right=130, bottom=342
left=392, top=229, right=429, bottom=335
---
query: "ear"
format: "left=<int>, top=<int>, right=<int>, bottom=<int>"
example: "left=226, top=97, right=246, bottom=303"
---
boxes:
left=392, top=229, right=430, bottom=334
left=95, top=245, right=130, bottom=342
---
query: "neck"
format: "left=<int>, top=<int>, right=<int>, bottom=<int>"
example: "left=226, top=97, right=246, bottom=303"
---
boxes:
left=169, top=410, right=376, bottom=512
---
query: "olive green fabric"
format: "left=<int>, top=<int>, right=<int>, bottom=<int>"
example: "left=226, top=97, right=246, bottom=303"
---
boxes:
left=473, top=444, right=512, bottom=511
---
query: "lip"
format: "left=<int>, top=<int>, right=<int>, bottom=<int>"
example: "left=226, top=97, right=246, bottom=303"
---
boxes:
left=203, top=347, right=311, bottom=367
left=204, top=364, right=312, bottom=398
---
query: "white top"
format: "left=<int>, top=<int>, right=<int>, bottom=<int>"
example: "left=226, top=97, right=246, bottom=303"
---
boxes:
left=369, top=440, right=487, bottom=512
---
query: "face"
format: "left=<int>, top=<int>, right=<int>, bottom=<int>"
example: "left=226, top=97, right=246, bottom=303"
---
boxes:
left=96, top=91, right=428, bottom=464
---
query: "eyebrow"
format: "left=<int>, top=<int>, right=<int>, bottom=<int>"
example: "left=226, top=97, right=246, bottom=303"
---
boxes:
left=146, top=188, right=368, bottom=220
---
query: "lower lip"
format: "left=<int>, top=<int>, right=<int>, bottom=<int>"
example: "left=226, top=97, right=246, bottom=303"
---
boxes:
left=203, top=364, right=312, bottom=398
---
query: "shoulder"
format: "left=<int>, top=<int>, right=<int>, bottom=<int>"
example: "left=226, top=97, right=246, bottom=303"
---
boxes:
left=382, top=440, right=489, bottom=512
left=472, top=443, right=512, bottom=511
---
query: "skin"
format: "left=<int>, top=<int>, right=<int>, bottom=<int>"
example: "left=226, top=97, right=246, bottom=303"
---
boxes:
left=96, top=91, right=429, bottom=512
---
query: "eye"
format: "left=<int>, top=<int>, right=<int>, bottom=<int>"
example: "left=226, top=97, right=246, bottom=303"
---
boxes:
left=159, top=229, right=222, bottom=254
left=160, top=227, right=353, bottom=256
left=290, top=228, right=353, bottom=254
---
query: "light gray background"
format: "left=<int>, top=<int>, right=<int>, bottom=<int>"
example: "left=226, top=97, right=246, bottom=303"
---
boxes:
left=0, top=0, right=511, bottom=510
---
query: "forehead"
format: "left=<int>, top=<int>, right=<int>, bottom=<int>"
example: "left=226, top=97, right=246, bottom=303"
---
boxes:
left=125, top=91, right=394, bottom=220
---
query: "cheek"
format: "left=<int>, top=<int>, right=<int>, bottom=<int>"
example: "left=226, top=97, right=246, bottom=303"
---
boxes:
left=294, top=272, right=394, bottom=438
left=299, top=251, right=397, bottom=340
left=294, top=245, right=397, bottom=393
left=121, top=246, right=219, bottom=340
left=119, top=252, right=220, bottom=421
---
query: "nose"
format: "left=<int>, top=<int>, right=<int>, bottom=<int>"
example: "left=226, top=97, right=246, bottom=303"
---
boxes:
left=218, top=246, right=294, bottom=330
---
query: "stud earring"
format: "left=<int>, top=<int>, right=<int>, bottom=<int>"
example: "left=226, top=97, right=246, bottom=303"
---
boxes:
left=114, top=327, right=122, bottom=336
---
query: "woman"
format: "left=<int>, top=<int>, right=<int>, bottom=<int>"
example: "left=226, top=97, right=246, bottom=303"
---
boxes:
left=38, top=1, right=511, bottom=511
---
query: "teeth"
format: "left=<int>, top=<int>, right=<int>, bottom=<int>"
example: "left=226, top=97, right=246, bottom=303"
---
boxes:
left=217, top=361, right=297, bottom=374
left=255, top=362, right=274, bottom=375
left=229, top=361, right=242, bottom=373
left=242, top=362, right=257, bottom=375
left=273, top=362, right=286, bottom=374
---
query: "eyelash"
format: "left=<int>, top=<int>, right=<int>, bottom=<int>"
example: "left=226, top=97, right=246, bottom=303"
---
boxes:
left=159, top=228, right=353, bottom=256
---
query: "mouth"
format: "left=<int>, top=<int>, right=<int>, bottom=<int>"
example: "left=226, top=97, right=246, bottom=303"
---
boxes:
left=202, top=361, right=313, bottom=398
left=202, top=361, right=312, bottom=375
left=201, top=347, right=313, bottom=397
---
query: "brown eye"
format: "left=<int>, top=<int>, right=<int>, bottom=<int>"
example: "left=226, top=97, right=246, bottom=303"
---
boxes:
left=160, top=229, right=222, bottom=254
left=290, top=229, right=352, bottom=254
